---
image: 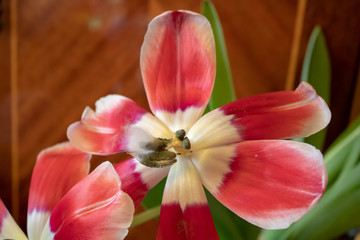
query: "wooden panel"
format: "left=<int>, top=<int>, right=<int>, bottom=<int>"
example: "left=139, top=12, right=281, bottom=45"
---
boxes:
left=290, top=0, right=360, bottom=147
left=16, top=0, right=151, bottom=229
left=350, top=67, right=360, bottom=122
left=0, top=0, right=12, bottom=213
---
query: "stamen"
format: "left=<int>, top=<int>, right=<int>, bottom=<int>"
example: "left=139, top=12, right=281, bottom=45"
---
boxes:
left=136, top=129, right=192, bottom=168
left=139, top=151, right=177, bottom=168
left=182, top=137, right=191, bottom=150
left=176, top=129, right=186, bottom=141
left=143, top=138, right=170, bottom=151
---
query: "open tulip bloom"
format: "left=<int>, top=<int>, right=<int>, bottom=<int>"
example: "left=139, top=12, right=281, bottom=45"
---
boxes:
left=0, top=142, right=134, bottom=240
left=67, top=10, right=331, bottom=240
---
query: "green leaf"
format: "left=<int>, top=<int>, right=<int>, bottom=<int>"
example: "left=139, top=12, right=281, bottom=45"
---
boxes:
left=334, top=136, right=360, bottom=184
left=202, top=0, right=236, bottom=110
left=141, top=177, right=166, bottom=209
left=205, top=189, right=262, bottom=240
left=131, top=205, right=161, bottom=228
left=205, top=191, right=245, bottom=240
left=262, top=228, right=288, bottom=240
left=301, top=26, right=331, bottom=151
left=324, top=115, right=360, bottom=186
left=300, top=26, right=330, bottom=104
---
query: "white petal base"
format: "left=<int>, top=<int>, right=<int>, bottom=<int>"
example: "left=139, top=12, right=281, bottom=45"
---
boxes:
left=162, top=156, right=207, bottom=211
left=192, top=144, right=237, bottom=195
left=27, top=210, right=50, bottom=240
left=188, top=108, right=241, bottom=151
left=155, top=107, right=205, bottom=133
left=40, top=220, right=55, bottom=240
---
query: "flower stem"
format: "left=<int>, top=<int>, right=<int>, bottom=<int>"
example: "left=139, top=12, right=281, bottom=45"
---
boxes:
left=130, top=205, right=161, bottom=228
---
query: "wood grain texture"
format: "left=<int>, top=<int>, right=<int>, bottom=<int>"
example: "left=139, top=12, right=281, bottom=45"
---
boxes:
left=350, top=67, right=360, bottom=122
left=215, top=0, right=297, bottom=97
left=16, top=0, right=150, bottom=229
left=10, top=0, right=20, bottom=221
left=0, top=0, right=12, bottom=216
left=285, top=0, right=307, bottom=90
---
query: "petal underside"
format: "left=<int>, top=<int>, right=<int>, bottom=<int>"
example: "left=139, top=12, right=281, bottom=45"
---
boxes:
left=43, top=162, right=134, bottom=240
left=67, top=94, right=170, bottom=155
left=140, top=10, right=216, bottom=128
left=27, top=142, right=91, bottom=240
left=114, top=158, right=170, bottom=207
left=157, top=157, right=219, bottom=240
left=193, top=140, right=327, bottom=229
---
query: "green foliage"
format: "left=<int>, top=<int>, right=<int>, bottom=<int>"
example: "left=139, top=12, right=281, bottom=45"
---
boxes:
left=325, top=116, right=360, bottom=186
left=300, top=26, right=331, bottom=151
left=202, top=0, right=236, bottom=110
left=131, top=205, right=161, bottom=228
left=141, top=178, right=166, bottom=209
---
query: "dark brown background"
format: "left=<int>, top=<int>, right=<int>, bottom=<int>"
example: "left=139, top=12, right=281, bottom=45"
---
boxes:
left=1, top=0, right=359, bottom=238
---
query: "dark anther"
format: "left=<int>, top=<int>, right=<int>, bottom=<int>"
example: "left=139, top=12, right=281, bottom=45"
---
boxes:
left=182, top=137, right=191, bottom=150
left=176, top=129, right=186, bottom=141
left=143, top=138, right=170, bottom=151
left=139, top=151, right=177, bottom=168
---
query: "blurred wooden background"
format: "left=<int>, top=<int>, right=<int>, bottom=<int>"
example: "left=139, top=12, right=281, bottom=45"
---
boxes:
left=0, top=0, right=359, bottom=238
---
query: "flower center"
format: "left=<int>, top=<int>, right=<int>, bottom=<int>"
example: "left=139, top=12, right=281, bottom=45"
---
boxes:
left=137, top=129, right=191, bottom=168
left=168, top=129, right=191, bottom=154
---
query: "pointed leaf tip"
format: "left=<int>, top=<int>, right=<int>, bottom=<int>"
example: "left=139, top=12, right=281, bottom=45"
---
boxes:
left=202, top=0, right=236, bottom=111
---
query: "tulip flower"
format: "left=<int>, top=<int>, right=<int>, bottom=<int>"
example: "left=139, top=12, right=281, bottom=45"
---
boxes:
left=67, top=10, right=331, bottom=239
left=0, top=142, right=134, bottom=240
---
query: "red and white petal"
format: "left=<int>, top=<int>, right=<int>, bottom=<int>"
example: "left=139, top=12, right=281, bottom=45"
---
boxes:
left=114, top=158, right=170, bottom=207
left=193, top=140, right=327, bottom=229
left=189, top=82, right=331, bottom=150
left=67, top=94, right=171, bottom=155
left=157, top=157, right=219, bottom=240
left=220, top=82, right=331, bottom=141
left=140, top=10, right=216, bottom=130
left=41, top=162, right=134, bottom=240
left=0, top=199, right=27, bottom=240
left=27, top=142, right=90, bottom=240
